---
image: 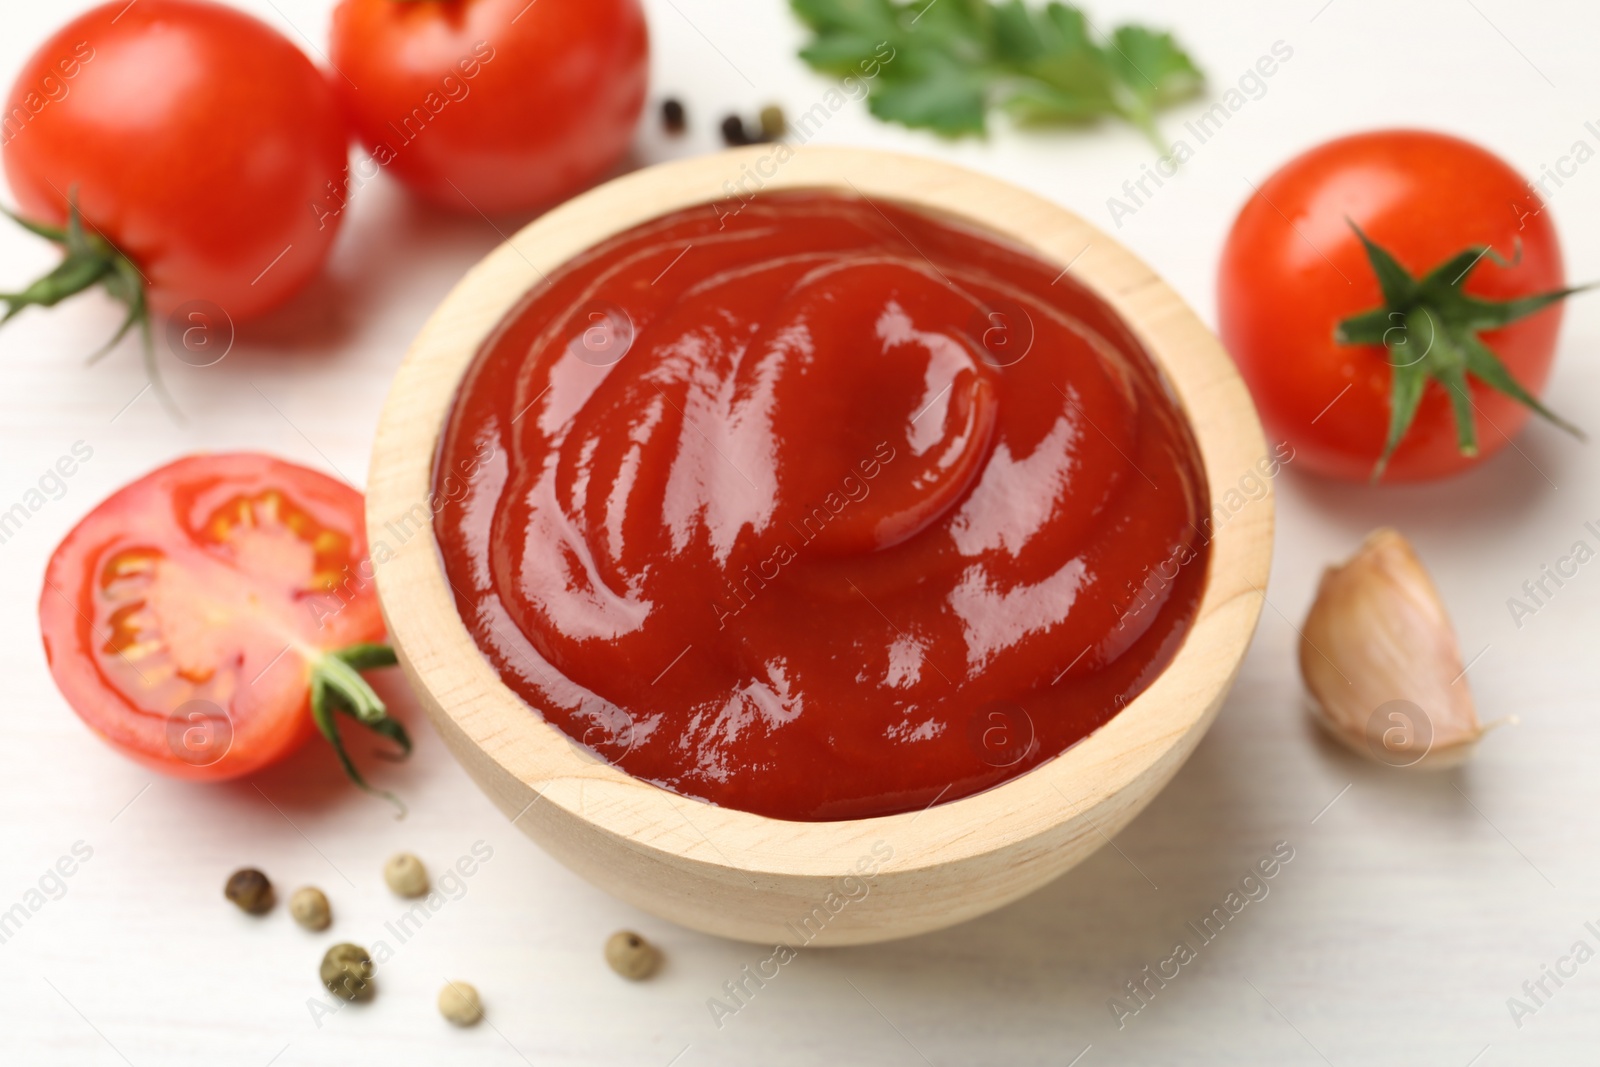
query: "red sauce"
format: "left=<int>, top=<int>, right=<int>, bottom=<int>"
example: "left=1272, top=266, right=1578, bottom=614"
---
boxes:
left=433, top=191, right=1209, bottom=821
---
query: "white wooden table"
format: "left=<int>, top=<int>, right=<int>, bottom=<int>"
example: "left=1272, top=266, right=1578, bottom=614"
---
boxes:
left=3, top=1, right=1598, bottom=1064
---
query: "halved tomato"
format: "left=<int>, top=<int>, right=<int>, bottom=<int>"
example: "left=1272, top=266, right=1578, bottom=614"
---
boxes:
left=39, top=453, right=406, bottom=798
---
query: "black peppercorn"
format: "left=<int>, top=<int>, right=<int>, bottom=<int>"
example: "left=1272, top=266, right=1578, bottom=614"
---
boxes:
left=720, top=114, right=751, bottom=147
left=661, top=97, right=686, bottom=134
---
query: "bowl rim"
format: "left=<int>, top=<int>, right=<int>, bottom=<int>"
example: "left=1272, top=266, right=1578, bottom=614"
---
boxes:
left=366, top=145, right=1272, bottom=880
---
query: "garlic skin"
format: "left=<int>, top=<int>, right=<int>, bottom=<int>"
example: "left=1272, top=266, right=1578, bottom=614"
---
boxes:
left=1299, top=528, right=1484, bottom=769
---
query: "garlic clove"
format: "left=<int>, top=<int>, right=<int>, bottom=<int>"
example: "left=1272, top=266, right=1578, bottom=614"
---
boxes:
left=1299, top=527, right=1489, bottom=770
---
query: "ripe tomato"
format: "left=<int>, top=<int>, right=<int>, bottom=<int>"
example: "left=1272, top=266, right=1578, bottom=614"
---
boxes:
left=39, top=454, right=406, bottom=793
left=328, top=0, right=649, bottom=216
left=1218, top=129, right=1576, bottom=482
left=1, top=0, right=348, bottom=332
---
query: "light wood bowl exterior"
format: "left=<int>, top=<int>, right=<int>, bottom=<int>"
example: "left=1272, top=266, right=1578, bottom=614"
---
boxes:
left=367, top=146, right=1273, bottom=945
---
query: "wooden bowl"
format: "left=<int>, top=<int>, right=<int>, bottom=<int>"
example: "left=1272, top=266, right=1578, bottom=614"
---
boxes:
left=367, top=146, right=1273, bottom=945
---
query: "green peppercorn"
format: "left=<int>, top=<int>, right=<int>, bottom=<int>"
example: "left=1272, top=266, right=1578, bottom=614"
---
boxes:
left=224, top=868, right=274, bottom=915
left=320, top=943, right=375, bottom=1002
left=604, top=930, right=660, bottom=980
left=758, top=105, right=786, bottom=141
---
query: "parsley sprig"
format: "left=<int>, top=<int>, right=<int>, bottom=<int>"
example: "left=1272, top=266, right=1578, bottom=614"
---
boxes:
left=790, top=0, right=1203, bottom=148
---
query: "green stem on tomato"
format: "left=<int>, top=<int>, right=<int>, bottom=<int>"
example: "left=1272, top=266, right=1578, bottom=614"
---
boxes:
left=1334, top=220, right=1588, bottom=482
left=308, top=643, right=411, bottom=819
left=0, top=191, right=177, bottom=416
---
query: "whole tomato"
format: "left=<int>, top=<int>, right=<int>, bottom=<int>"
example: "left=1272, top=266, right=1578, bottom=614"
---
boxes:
left=1218, top=129, right=1580, bottom=482
left=329, top=0, right=649, bottom=216
left=1, top=0, right=349, bottom=338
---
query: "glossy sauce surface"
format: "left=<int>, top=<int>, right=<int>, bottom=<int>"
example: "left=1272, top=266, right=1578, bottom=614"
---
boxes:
left=434, top=192, right=1209, bottom=821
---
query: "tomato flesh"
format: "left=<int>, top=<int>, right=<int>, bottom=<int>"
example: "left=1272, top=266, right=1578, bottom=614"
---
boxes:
left=41, top=455, right=383, bottom=780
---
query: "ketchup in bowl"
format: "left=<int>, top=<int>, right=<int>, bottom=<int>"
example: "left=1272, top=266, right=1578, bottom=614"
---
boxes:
left=433, top=191, right=1209, bottom=821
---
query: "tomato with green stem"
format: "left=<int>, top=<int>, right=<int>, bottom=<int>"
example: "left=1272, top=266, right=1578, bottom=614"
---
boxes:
left=39, top=454, right=408, bottom=810
left=1218, top=129, right=1586, bottom=482
left=0, top=0, right=349, bottom=397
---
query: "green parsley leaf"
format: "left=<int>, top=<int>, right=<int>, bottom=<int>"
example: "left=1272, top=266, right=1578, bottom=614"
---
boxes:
left=789, top=0, right=1205, bottom=148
